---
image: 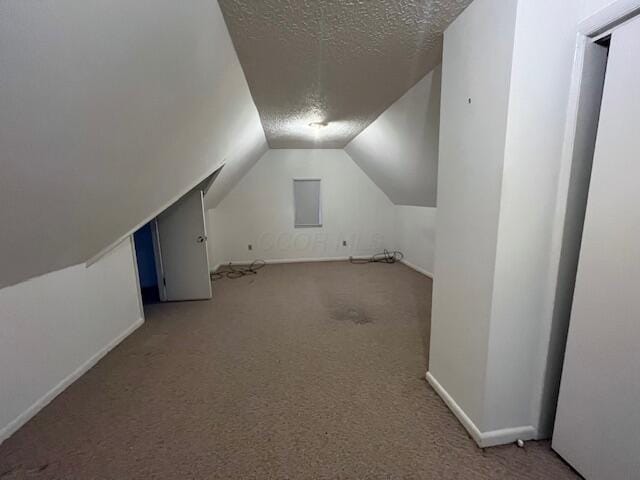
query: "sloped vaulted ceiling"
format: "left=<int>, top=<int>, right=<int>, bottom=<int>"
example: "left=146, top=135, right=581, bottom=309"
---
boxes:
left=346, top=65, right=442, bottom=207
left=0, top=0, right=266, bottom=288
left=218, top=0, right=472, bottom=148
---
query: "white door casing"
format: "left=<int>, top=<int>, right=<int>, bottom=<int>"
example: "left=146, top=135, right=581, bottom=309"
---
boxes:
left=156, top=189, right=212, bottom=301
left=553, top=15, right=640, bottom=480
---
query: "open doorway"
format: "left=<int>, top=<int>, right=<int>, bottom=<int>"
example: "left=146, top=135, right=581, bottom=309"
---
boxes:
left=133, top=222, right=160, bottom=304
left=541, top=35, right=611, bottom=436
left=551, top=9, right=640, bottom=478
left=132, top=168, right=221, bottom=305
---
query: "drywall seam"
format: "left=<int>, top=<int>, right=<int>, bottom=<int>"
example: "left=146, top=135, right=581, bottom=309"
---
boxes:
left=426, top=372, right=537, bottom=448
left=0, top=317, right=144, bottom=446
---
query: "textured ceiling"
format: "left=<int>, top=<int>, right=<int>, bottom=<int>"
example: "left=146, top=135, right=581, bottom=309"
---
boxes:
left=218, top=0, right=472, bottom=148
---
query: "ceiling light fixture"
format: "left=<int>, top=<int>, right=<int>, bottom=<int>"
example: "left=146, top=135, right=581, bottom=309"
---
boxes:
left=309, top=121, right=328, bottom=130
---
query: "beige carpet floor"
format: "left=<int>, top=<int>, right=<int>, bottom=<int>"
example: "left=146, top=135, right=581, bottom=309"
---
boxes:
left=0, top=261, right=579, bottom=479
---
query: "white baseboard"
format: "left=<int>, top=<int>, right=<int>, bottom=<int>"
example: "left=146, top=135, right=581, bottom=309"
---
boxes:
left=401, top=259, right=434, bottom=279
left=212, top=256, right=372, bottom=271
left=479, top=424, right=537, bottom=449
left=0, top=317, right=144, bottom=445
left=426, top=372, right=536, bottom=448
left=212, top=257, right=430, bottom=276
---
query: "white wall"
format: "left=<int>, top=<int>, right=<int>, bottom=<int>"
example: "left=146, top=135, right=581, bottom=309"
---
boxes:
left=429, top=0, right=627, bottom=447
left=345, top=67, right=441, bottom=207
left=207, top=150, right=397, bottom=267
left=428, top=0, right=519, bottom=434
left=0, top=0, right=266, bottom=288
left=484, top=0, right=584, bottom=436
left=395, top=207, right=436, bottom=277
left=0, top=239, right=143, bottom=444
left=205, top=125, right=269, bottom=209
left=341, top=65, right=443, bottom=273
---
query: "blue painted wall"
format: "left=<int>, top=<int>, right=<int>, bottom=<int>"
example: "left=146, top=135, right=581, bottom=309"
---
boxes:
left=133, top=223, right=158, bottom=289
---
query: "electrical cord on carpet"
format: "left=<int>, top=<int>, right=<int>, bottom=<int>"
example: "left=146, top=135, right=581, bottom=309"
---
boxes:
left=349, top=249, right=404, bottom=264
left=210, top=260, right=266, bottom=281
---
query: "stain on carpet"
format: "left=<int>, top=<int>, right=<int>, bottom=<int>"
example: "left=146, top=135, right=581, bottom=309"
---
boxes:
left=330, top=303, right=372, bottom=324
left=0, top=262, right=579, bottom=480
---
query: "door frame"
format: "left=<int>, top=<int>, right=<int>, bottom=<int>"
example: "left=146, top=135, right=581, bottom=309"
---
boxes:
left=551, top=0, right=640, bottom=284
left=550, top=12, right=640, bottom=477
left=198, top=189, right=213, bottom=290
left=538, top=0, right=640, bottom=438
left=150, top=218, right=168, bottom=302
left=553, top=2, right=640, bottom=223
left=578, top=0, right=640, bottom=38
left=550, top=3, right=640, bottom=265
left=129, top=235, right=146, bottom=322
left=155, top=188, right=212, bottom=302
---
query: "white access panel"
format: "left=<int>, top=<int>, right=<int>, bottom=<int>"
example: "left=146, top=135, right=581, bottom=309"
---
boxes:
left=293, top=179, right=322, bottom=227
left=553, top=16, right=640, bottom=480
left=156, top=189, right=212, bottom=301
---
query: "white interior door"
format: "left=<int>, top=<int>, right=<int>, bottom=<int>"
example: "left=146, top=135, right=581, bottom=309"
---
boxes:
left=553, top=17, right=640, bottom=480
left=156, top=189, right=212, bottom=301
